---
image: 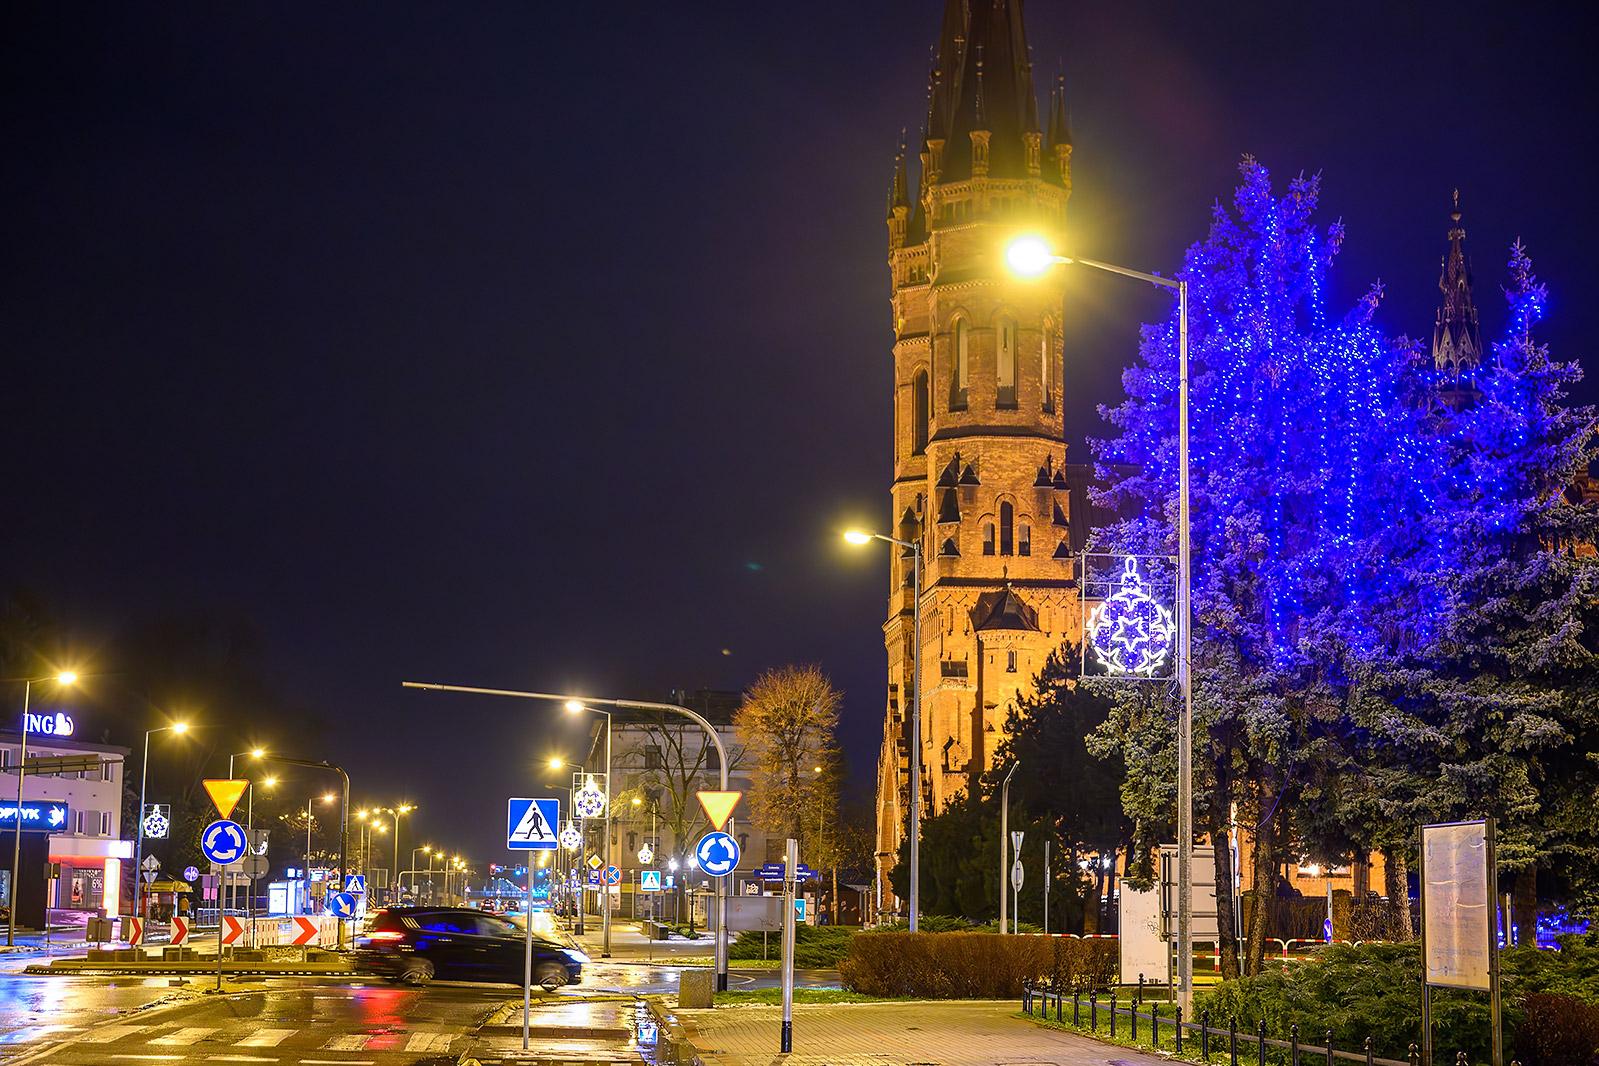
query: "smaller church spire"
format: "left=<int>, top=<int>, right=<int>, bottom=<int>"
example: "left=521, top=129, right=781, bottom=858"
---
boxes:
left=889, top=133, right=909, bottom=213
left=1432, top=189, right=1483, bottom=388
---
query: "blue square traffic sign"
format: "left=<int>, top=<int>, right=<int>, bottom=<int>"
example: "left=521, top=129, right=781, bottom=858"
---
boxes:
left=507, top=797, right=560, bottom=851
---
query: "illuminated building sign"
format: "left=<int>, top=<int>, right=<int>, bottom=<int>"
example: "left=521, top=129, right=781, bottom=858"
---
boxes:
left=1083, top=556, right=1177, bottom=679
left=23, top=710, right=75, bottom=737
left=0, top=800, right=70, bottom=832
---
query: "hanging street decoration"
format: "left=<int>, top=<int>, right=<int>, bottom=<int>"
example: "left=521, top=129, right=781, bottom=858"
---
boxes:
left=141, top=804, right=171, bottom=840
left=573, top=775, right=607, bottom=819
left=638, top=842, right=654, bottom=865
left=559, top=820, right=583, bottom=851
left=1082, top=555, right=1177, bottom=679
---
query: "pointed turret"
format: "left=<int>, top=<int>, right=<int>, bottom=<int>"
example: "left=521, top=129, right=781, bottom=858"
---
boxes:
left=1046, top=74, right=1073, bottom=196
left=926, top=0, right=1039, bottom=182
left=887, top=137, right=911, bottom=250
left=1432, top=190, right=1483, bottom=397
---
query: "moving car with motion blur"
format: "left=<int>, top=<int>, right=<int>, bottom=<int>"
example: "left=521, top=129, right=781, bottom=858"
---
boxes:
left=353, top=906, right=586, bottom=988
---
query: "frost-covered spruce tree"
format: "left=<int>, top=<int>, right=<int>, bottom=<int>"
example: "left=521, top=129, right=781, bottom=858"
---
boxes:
left=1088, top=158, right=1415, bottom=973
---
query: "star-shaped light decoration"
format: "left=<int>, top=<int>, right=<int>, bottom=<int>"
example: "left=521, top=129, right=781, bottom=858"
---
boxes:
left=573, top=776, right=607, bottom=819
left=1086, top=557, right=1177, bottom=677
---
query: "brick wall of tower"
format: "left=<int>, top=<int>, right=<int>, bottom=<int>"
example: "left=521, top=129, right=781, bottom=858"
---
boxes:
left=875, top=173, right=1081, bottom=910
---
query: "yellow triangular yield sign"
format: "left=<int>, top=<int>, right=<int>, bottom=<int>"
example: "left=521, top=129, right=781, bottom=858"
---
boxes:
left=202, top=779, right=250, bottom=820
left=697, top=790, right=742, bottom=831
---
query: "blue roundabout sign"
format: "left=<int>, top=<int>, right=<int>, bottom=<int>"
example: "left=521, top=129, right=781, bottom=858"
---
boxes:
left=694, top=831, right=740, bottom=877
left=201, top=819, right=248, bottom=865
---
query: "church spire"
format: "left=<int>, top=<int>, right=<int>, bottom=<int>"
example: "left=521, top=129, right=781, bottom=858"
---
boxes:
left=1432, top=189, right=1483, bottom=389
left=926, top=0, right=1039, bottom=182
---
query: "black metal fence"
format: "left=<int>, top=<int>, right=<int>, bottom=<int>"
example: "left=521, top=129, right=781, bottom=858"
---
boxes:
left=1021, top=982, right=1514, bottom=1066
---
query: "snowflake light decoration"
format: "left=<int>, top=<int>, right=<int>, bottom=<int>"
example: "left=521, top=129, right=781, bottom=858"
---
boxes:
left=559, top=820, right=583, bottom=851
left=573, top=776, right=607, bottom=819
left=1086, top=557, right=1177, bottom=677
left=141, top=804, right=170, bottom=839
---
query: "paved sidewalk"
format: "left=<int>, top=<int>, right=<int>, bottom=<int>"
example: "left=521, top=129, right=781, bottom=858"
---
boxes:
left=675, top=999, right=1167, bottom=1065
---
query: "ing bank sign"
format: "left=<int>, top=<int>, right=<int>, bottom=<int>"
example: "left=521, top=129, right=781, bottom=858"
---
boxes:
left=23, top=711, right=75, bottom=737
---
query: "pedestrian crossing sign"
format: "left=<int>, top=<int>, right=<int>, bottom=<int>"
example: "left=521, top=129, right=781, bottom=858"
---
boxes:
left=640, top=869, right=662, bottom=892
left=506, top=797, right=560, bottom=851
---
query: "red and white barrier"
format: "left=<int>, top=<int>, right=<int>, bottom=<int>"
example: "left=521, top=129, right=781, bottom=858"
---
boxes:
left=123, top=917, right=143, bottom=946
left=170, top=917, right=189, bottom=945
left=220, top=915, right=245, bottom=946
left=288, top=916, right=319, bottom=945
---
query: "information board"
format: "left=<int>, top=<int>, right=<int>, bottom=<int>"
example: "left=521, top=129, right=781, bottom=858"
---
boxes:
left=1422, top=821, right=1492, bottom=991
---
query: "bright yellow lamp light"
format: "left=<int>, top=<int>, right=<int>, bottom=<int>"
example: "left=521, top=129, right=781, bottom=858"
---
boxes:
left=322, top=792, right=336, bottom=803
left=563, top=699, right=585, bottom=713
left=171, top=721, right=189, bottom=735
left=547, top=757, right=564, bottom=770
left=250, top=747, right=266, bottom=758
left=842, top=530, right=873, bottom=545
left=55, top=670, right=79, bottom=686
left=263, top=775, right=279, bottom=788
left=631, top=797, right=642, bottom=807
left=1005, top=235, right=1058, bottom=276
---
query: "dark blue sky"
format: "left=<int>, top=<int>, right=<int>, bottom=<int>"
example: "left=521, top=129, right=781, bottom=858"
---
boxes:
left=3, top=1, right=1592, bottom=860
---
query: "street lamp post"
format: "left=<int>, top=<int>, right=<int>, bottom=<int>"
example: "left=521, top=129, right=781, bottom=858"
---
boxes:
left=843, top=529, right=923, bottom=932
left=224, top=748, right=266, bottom=927
left=402, top=680, right=735, bottom=992
left=564, top=704, right=613, bottom=958
left=999, top=761, right=1019, bottom=935
left=259, top=757, right=350, bottom=929
left=133, top=719, right=189, bottom=924
left=7, top=670, right=78, bottom=946
left=371, top=806, right=414, bottom=904
left=1006, top=235, right=1193, bottom=1013
left=546, top=761, right=584, bottom=935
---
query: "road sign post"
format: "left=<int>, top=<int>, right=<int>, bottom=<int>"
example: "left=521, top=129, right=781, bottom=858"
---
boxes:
left=507, top=798, right=560, bottom=851
left=523, top=861, right=534, bottom=1051
left=1010, top=830, right=1024, bottom=936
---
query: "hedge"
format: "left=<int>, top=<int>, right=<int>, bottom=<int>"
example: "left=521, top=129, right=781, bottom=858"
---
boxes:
left=730, top=925, right=855, bottom=967
left=1194, top=936, right=1599, bottom=1065
left=838, top=932, right=1115, bottom=998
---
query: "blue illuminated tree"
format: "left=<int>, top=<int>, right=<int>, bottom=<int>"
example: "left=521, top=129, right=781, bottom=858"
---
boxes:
left=1353, top=240, right=1599, bottom=932
left=1088, top=158, right=1431, bottom=973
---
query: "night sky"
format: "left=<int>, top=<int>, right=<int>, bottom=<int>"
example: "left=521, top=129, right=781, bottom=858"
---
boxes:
left=3, top=2, right=1593, bottom=861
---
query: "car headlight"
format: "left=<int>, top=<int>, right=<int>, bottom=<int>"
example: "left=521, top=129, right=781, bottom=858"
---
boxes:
left=562, top=948, right=590, bottom=965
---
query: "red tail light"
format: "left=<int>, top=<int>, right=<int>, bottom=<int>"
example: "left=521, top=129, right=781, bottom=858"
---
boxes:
left=367, top=930, right=404, bottom=942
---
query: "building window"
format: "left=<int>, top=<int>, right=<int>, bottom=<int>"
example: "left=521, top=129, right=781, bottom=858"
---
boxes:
left=74, top=811, right=85, bottom=835
left=1042, top=318, right=1057, bottom=413
left=103, top=761, right=115, bottom=782
left=1007, top=650, right=1018, bottom=673
left=1000, top=502, right=1014, bottom=555
left=644, top=746, right=663, bottom=771
left=982, top=522, right=995, bottom=555
left=951, top=320, right=969, bottom=410
left=997, top=319, right=1017, bottom=407
left=0, top=748, right=9, bottom=770
left=100, top=811, right=112, bottom=836
left=912, top=370, right=929, bottom=455
left=1019, top=522, right=1031, bottom=556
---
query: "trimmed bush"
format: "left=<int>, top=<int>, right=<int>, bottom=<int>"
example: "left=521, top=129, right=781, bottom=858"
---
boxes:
left=838, top=932, right=1115, bottom=998
left=1194, top=936, right=1599, bottom=1063
left=1518, top=993, right=1599, bottom=1066
left=729, top=925, right=855, bottom=967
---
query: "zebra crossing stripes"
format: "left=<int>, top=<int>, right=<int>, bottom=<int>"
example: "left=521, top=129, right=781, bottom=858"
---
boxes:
left=149, top=1026, right=220, bottom=1045
left=236, top=1028, right=297, bottom=1047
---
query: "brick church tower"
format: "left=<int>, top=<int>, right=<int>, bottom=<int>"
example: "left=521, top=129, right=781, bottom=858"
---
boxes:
left=874, top=0, right=1085, bottom=909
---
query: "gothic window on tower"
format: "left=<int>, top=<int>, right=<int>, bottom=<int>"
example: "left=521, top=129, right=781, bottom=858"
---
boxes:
left=997, top=318, right=1018, bottom=408
left=1019, top=522, right=1031, bottom=556
left=1007, top=650, right=1017, bottom=673
left=983, top=522, right=996, bottom=556
left=1042, top=317, right=1057, bottom=413
left=912, top=370, right=929, bottom=455
left=999, top=502, right=1015, bottom=555
left=951, top=319, right=969, bottom=410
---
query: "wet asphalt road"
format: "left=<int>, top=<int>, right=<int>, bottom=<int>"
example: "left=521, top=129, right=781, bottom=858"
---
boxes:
left=0, top=963, right=840, bottom=1064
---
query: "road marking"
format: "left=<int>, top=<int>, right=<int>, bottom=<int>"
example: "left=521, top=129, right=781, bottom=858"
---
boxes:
left=151, top=1026, right=221, bottom=1045
left=108, top=1057, right=185, bottom=1062
left=0, top=1025, right=82, bottom=1043
left=319, top=1034, right=368, bottom=1050
left=207, top=1057, right=279, bottom=1063
left=237, top=1029, right=297, bottom=1047
left=81, top=1024, right=154, bottom=1043
left=402, top=1032, right=455, bottom=1052
left=299, top=1061, right=375, bottom=1065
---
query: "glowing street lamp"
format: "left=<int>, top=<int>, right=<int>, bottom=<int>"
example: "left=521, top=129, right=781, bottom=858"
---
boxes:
left=1004, top=232, right=1194, bottom=1013
left=843, top=527, right=924, bottom=932
left=133, top=716, right=191, bottom=923
left=8, top=670, right=79, bottom=945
